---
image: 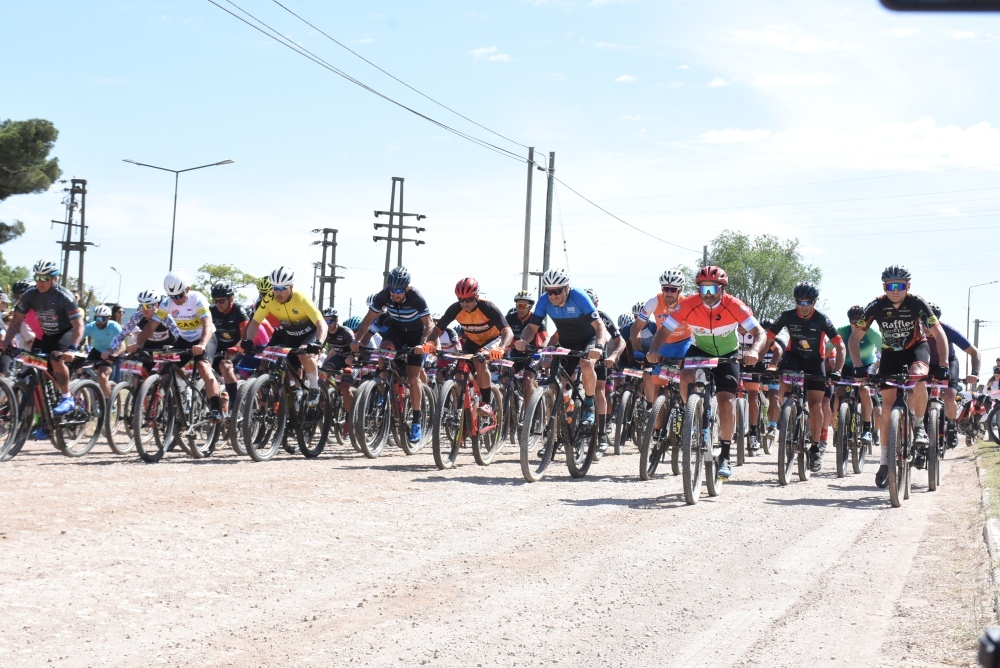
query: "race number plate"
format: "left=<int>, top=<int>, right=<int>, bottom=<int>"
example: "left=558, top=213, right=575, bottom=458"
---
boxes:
left=684, top=357, right=719, bottom=369
left=781, top=371, right=805, bottom=387
left=16, top=353, right=48, bottom=370
left=622, top=368, right=644, bottom=379
left=120, top=360, right=145, bottom=375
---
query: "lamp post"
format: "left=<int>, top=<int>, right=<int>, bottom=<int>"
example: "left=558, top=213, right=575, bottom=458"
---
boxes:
left=122, top=158, right=235, bottom=270
left=109, top=266, right=122, bottom=304
left=966, top=280, right=998, bottom=376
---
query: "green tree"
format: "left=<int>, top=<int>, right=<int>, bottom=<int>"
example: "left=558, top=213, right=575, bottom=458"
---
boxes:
left=191, top=263, right=259, bottom=296
left=693, top=231, right=821, bottom=322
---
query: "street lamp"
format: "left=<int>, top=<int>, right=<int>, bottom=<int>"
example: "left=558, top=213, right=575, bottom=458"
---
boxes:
left=122, top=158, right=235, bottom=270
left=109, top=266, right=122, bottom=304
left=966, top=280, right=998, bottom=375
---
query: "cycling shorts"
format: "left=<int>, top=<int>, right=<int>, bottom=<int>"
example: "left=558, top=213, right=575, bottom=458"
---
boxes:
left=777, top=353, right=827, bottom=393
left=878, top=342, right=930, bottom=386
left=172, top=336, right=218, bottom=364
left=383, top=325, right=425, bottom=368
left=322, top=354, right=349, bottom=373
left=33, top=329, right=76, bottom=355
left=948, top=357, right=961, bottom=390
left=462, top=336, right=502, bottom=356
left=686, top=345, right=740, bottom=395
left=658, top=338, right=692, bottom=361
left=86, top=347, right=113, bottom=369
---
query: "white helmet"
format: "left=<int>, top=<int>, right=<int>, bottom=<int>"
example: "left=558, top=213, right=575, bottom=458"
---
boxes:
left=541, top=268, right=570, bottom=289
left=163, top=270, right=190, bottom=296
left=659, top=269, right=685, bottom=288
left=269, top=266, right=295, bottom=289
left=32, top=259, right=59, bottom=277
left=93, top=304, right=112, bottom=318
left=366, top=293, right=379, bottom=308
left=617, top=313, right=634, bottom=329
left=631, top=301, right=645, bottom=316
left=137, top=288, right=161, bottom=306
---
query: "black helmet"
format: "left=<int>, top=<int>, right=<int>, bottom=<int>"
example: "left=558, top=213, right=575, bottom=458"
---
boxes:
left=993, top=365, right=1000, bottom=375
left=11, top=279, right=31, bottom=296
left=881, top=264, right=911, bottom=282
left=387, top=266, right=411, bottom=290
left=793, top=282, right=819, bottom=302
left=847, top=305, right=865, bottom=322
left=211, top=282, right=235, bottom=299
left=322, top=307, right=338, bottom=320
left=927, top=302, right=942, bottom=319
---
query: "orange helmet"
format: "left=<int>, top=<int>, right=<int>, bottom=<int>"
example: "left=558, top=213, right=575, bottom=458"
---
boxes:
left=455, top=277, right=479, bottom=300
left=695, top=265, right=728, bottom=287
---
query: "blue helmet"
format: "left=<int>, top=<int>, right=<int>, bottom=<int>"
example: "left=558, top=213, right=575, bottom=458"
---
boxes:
left=344, top=315, right=363, bottom=331
left=387, top=266, right=411, bottom=290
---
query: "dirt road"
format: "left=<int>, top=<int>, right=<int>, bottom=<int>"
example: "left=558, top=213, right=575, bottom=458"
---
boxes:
left=0, top=438, right=991, bottom=667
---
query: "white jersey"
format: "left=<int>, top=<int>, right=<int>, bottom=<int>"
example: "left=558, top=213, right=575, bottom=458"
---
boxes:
left=155, top=291, right=210, bottom=343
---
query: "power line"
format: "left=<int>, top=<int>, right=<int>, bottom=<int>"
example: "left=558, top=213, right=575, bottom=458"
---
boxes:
left=269, top=0, right=529, bottom=152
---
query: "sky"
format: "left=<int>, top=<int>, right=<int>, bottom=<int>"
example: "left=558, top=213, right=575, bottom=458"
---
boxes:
left=3, top=0, right=1000, bottom=362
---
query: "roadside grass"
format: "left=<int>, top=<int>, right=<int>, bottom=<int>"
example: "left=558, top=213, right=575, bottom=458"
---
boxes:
left=977, top=438, right=1000, bottom=522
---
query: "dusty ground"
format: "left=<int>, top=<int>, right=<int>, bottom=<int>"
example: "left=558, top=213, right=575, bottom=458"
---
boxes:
left=0, top=435, right=992, bottom=667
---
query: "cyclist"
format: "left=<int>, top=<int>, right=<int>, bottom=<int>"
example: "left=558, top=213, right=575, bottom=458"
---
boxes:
left=0, top=260, right=84, bottom=416
left=425, top=277, right=513, bottom=417
left=925, top=302, right=981, bottom=451
left=209, top=282, right=248, bottom=415
left=513, top=268, right=609, bottom=426
left=741, top=320, right=784, bottom=455
left=646, top=265, right=766, bottom=479
left=765, top=282, right=844, bottom=471
left=505, top=290, right=548, bottom=405
left=111, top=289, right=182, bottom=364
left=83, top=304, right=123, bottom=398
left=242, top=266, right=328, bottom=408
left=10, top=278, right=39, bottom=349
left=320, top=308, right=357, bottom=434
left=850, top=265, right=949, bottom=488
left=834, top=305, right=881, bottom=447
left=756, top=318, right=785, bottom=442
left=583, top=288, right=625, bottom=454
left=350, top=266, right=434, bottom=443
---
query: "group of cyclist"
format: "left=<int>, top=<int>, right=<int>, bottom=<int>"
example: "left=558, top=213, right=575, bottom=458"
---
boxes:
left=2, top=256, right=989, bottom=493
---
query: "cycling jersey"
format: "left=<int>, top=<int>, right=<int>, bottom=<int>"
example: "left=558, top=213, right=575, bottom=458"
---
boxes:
left=371, top=312, right=391, bottom=335
left=156, top=291, right=211, bottom=343
left=505, top=308, right=547, bottom=350
left=326, top=325, right=355, bottom=356
left=437, top=299, right=507, bottom=347
left=597, top=310, right=621, bottom=353
left=637, top=293, right=693, bottom=344
left=857, top=293, right=937, bottom=352
left=252, top=289, right=322, bottom=336
left=109, top=309, right=182, bottom=351
left=661, top=293, right=758, bottom=357
left=529, top=288, right=599, bottom=346
left=16, top=285, right=81, bottom=336
left=84, top=320, right=123, bottom=353
left=370, top=287, right=430, bottom=333
left=211, top=303, right=249, bottom=351
left=767, top=309, right=841, bottom=362
left=928, top=321, right=972, bottom=366
left=621, top=320, right=656, bottom=357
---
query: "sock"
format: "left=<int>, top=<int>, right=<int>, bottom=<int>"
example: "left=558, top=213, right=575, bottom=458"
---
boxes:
left=821, top=427, right=829, bottom=443
left=748, top=424, right=758, bottom=436
left=719, top=440, right=731, bottom=461
left=583, top=395, right=594, bottom=407
left=209, top=395, right=221, bottom=411
left=880, top=443, right=889, bottom=465
left=597, top=413, right=606, bottom=432
left=768, top=420, right=777, bottom=429
left=62, top=392, right=72, bottom=399
left=411, top=410, right=421, bottom=424
left=863, top=421, right=872, bottom=432
left=225, top=382, right=237, bottom=400
left=645, top=400, right=652, bottom=410
left=480, top=390, right=491, bottom=407
left=305, top=370, right=319, bottom=390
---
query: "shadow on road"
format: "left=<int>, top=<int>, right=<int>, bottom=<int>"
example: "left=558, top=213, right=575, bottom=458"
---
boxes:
left=762, top=495, right=886, bottom=509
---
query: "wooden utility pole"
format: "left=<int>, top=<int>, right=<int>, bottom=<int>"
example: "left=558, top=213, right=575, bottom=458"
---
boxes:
left=373, top=177, right=426, bottom=288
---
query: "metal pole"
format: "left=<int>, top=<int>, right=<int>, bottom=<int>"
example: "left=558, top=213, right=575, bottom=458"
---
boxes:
left=111, top=266, right=122, bottom=303
left=543, top=151, right=555, bottom=272
left=975, top=319, right=981, bottom=349
left=703, top=245, right=708, bottom=267
left=78, top=180, right=86, bottom=300
left=383, top=178, right=397, bottom=287
left=318, top=233, right=329, bottom=307
left=169, top=172, right=179, bottom=271
left=521, top=147, right=534, bottom=290
left=330, top=230, right=339, bottom=310
left=397, top=178, right=405, bottom=268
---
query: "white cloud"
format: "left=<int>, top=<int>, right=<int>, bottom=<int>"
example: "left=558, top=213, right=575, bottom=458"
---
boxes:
left=945, top=30, right=976, bottom=40
left=594, top=41, right=636, bottom=51
left=615, top=74, right=636, bottom=83
left=707, top=77, right=729, bottom=88
left=353, top=37, right=374, bottom=44
left=886, top=28, right=919, bottom=38
left=669, top=81, right=684, bottom=89
left=677, top=64, right=690, bottom=70
left=730, top=24, right=860, bottom=53
left=618, top=115, right=643, bottom=121
left=754, top=72, right=840, bottom=87
left=589, top=0, right=637, bottom=5
left=696, top=128, right=772, bottom=144
left=469, top=46, right=511, bottom=62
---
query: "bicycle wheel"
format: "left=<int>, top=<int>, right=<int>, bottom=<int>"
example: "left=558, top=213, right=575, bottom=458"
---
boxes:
left=432, top=380, right=463, bottom=469
left=473, top=386, right=505, bottom=466
left=926, top=406, right=940, bottom=492
left=182, top=381, right=219, bottom=459
left=852, top=406, right=868, bottom=475
left=244, top=375, right=285, bottom=462
left=835, top=401, right=850, bottom=478
left=328, top=387, right=347, bottom=447
left=227, top=378, right=249, bottom=456
left=520, top=388, right=556, bottom=483
left=613, top=390, right=632, bottom=456
left=348, top=380, right=372, bottom=453
left=0, top=378, right=19, bottom=461
left=357, top=381, right=391, bottom=459
left=776, top=401, right=797, bottom=486
left=681, top=393, right=705, bottom=505
left=639, top=395, right=668, bottom=480
left=296, top=380, right=332, bottom=458
left=51, top=379, right=105, bottom=457
left=796, top=412, right=810, bottom=482
left=988, top=405, right=1000, bottom=445
left=887, top=406, right=906, bottom=508
left=105, top=380, right=136, bottom=455
left=134, top=375, right=173, bottom=463
left=631, top=392, right=648, bottom=447
left=565, top=408, right=596, bottom=479
left=734, top=396, right=748, bottom=467
left=758, top=395, right=772, bottom=455
left=704, top=406, right=723, bottom=497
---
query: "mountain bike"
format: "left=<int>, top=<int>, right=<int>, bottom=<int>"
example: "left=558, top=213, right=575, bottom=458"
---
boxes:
left=734, top=377, right=749, bottom=466
left=611, top=366, right=647, bottom=455
left=104, top=357, right=148, bottom=455
left=775, top=370, right=821, bottom=486
left=638, top=364, right=683, bottom=481
left=679, top=357, right=724, bottom=505
left=432, top=352, right=504, bottom=469
left=494, top=358, right=524, bottom=446
left=879, top=373, right=936, bottom=507
left=924, top=380, right=949, bottom=493
left=833, top=379, right=870, bottom=478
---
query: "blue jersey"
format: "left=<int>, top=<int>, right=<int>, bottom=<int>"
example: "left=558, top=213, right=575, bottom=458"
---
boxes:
left=370, top=287, right=430, bottom=333
left=529, top=288, right=599, bottom=346
left=84, top=321, right=123, bottom=353
left=929, top=321, right=971, bottom=365
left=620, top=320, right=656, bottom=355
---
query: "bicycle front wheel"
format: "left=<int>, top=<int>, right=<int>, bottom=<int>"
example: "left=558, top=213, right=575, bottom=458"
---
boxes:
left=835, top=401, right=850, bottom=478
left=296, top=380, right=332, bottom=458
left=244, top=375, right=285, bottom=462
left=0, top=378, right=20, bottom=461
left=134, top=375, right=173, bottom=463
left=734, top=396, right=748, bottom=467
left=357, top=381, right=391, bottom=459
left=105, top=380, right=136, bottom=455
left=472, top=386, right=505, bottom=466
left=565, top=413, right=596, bottom=479
left=52, top=379, right=106, bottom=457
left=519, top=388, right=556, bottom=483
left=887, top=406, right=907, bottom=508
left=639, top=395, right=668, bottom=480
left=613, top=389, right=633, bottom=456
left=776, top=401, right=796, bottom=486
left=681, top=393, right=705, bottom=505
left=926, top=406, right=940, bottom=492
left=432, top=380, right=463, bottom=469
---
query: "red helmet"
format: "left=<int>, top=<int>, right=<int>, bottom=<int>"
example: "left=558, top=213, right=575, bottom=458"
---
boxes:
left=695, top=265, right=728, bottom=287
left=455, top=277, right=480, bottom=300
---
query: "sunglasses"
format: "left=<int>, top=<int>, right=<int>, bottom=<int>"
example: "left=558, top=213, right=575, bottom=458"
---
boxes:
left=698, top=285, right=721, bottom=296
left=33, top=275, right=53, bottom=282
left=661, top=286, right=681, bottom=293
left=213, top=298, right=230, bottom=304
left=884, top=282, right=907, bottom=292
left=458, top=297, right=477, bottom=304
left=796, top=300, right=815, bottom=307
left=272, top=285, right=290, bottom=293
left=515, top=302, right=532, bottom=307
left=170, top=294, right=186, bottom=301
left=95, top=317, right=108, bottom=323
left=389, top=288, right=406, bottom=295
left=545, top=288, right=565, bottom=297
left=140, top=304, right=157, bottom=311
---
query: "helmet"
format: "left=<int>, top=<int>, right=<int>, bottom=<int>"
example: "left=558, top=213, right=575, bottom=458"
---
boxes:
left=760, top=318, right=774, bottom=331
left=345, top=315, right=362, bottom=331
left=881, top=264, right=911, bottom=282
left=269, top=266, right=295, bottom=289
left=993, top=365, right=1000, bottom=375
left=659, top=269, right=685, bottom=288
left=513, top=289, right=535, bottom=305
left=793, top=282, right=819, bottom=302
left=695, top=265, right=728, bottom=286
left=322, top=307, right=338, bottom=320
left=927, top=302, right=942, bottom=319
left=211, top=282, right=235, bottom=299
left=618, top=313, right=634, bottom=329
left=137, top=288, right=160, bottom=306
left=631, top=301, right=645, bottom=317
left=847, top=305, right=865, bottom=322
left=455, top=277, right=479, bottom=300
left=387, top=266, right=411, bottom=289
left=163, top=270, right=190, bottom=296
left=366, top=293, right=378, bottom=309
left=32, top=259, right=59, bottom=277
left=585, top=288, right=599, bottom=306
left=255, top=276, right=272, bottom=293
left=541, top=268, right=570, bottom=289
left=12, top=279, right=31, bottom=296
left=93, top=305, right=112, bottom=318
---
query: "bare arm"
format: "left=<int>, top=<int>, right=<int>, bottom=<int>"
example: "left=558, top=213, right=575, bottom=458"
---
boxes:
left=848, top=326, right=866, bottom=372
left=0, top=312, right=25, bottom=348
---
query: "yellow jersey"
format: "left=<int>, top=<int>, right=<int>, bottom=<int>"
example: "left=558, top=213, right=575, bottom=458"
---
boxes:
left=252, top=289, right=322, bottom=335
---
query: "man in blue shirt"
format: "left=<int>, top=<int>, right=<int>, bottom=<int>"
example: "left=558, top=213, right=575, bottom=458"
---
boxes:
left=926, top=302, right=981, bottom=450
left=84, top=304, right=123, bottom=399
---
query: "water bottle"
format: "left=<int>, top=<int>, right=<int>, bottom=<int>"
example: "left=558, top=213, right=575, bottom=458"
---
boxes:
left=563, top=389, right=575, bottom=424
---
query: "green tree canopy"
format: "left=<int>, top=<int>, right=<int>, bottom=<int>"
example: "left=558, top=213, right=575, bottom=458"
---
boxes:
left=191, top=263, right=258, bottom=296
left=692, top=231, right=822, bottom=322
left=0, top=118, right=61, bottom=201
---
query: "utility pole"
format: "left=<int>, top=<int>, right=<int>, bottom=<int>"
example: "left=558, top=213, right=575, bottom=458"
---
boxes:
left=311, top=228, right=342, bottom=310
left=51, top=179, right=95, bottom=299
left=703, top=245, right=708, bottom=268
left=542, top=151, right=555, bottom=272
left=373, top=177, right=426, bottom=287
left=521, top=147, right=534, bottom=290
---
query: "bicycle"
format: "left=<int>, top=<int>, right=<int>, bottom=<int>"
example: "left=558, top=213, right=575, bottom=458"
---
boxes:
left=637, top=364, right=683, bottom=481
left=518, top=347, right=598, bottom=482
left=494, top=358, right=524, bottom=447
left=351, top=347, right=434, bottom=459
left=775, top=370, right=823, bottom=487
left=5, top=349, right=101, bottom=460
left=833, top=379, right=871, bottom=478
left=239, top=345, right=332, bottom=462
left=431, top=352, right=504, bottom=469
left=924, top=380, right=949, bottom=493
left=678, top=357, right=725, bottom=505
left=734, top=378, right=749, bottom=467
left=611, top=366, right=646, bottom=456
left=104, top=356, right=147, bottom=455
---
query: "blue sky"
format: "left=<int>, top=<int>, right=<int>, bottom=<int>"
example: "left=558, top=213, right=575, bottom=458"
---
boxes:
left=3, top=0, right=1000, bottom=357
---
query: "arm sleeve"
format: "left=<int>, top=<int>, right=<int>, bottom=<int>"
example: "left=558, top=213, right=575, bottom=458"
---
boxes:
left=529, top=295, right=550, bottom=327
left=944, top=323, right=972, bottom=350
left=822, top=314, right=842, bottom=342
left=480, top=301, right=508, bottom=332
left=636, top=296, right=657, bottom=323
left=436, top=302, right=462, bottom=330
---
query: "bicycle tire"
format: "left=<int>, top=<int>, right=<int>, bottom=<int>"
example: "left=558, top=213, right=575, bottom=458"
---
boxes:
left=183, top=379, right=219, bottom=459
left=613, top=390, right=632, bottom=456
left=734, top=396, right=747, bottom=467
left=519, top=388, right=556, bottom=483
left=432, top=380, right=462, bottom=469
left=565, top=413, right=596, bottom=479
left=0, top=378, right=19, bottom=461
left=134, top=375, right=172, bottom=463
left=630, top=391, right=647, bottom=447
left=328, top=386, right=347, bottom=447
left=835, top=401, right=850, bottom=478
left=228, top=378, right=249, bottom=456
left=105, top=380, right=136, bottom=455
left=988, top=405, right=1000, bottom=445
left=357, top=381, right=391, bottom=459
left=887, top=406, right=905, bottom=508
left=244, top=375, right=285, bottom=462
left=852, top=406, right=868, bottom=475
left=639, top=395, right=668, bottom=480
left=472, top=386, right=505, bottom=466
left=927, top=406, right=940, bottom=492
left=51, top=379, right=105, bottom=457
left=796, top=411, right=810, bottom=482
left=296, top=379, right=332, bottom=458
left=2, top=379, right=35, bottom=462
left=681, top=393, right=705, bottom=505
left=348, top=380, right=373, bottom=453
left=777, top=401, right=796, bottom=486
